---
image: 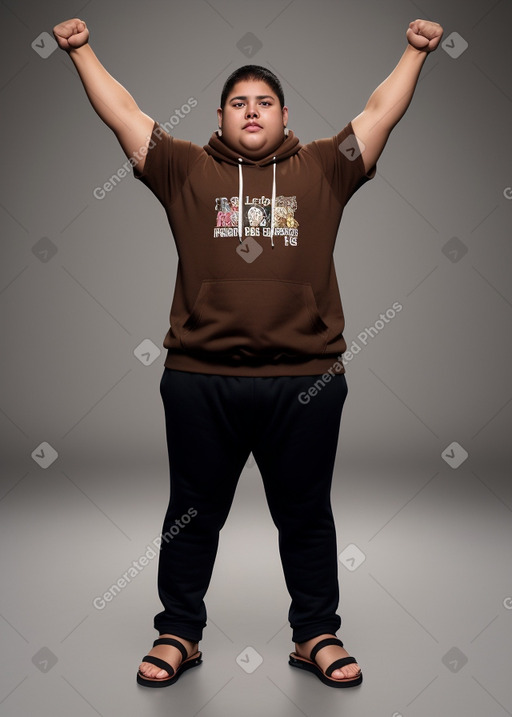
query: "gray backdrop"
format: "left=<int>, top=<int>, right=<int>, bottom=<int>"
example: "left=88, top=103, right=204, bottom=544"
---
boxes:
left=1, top=0, right=511, bottom=715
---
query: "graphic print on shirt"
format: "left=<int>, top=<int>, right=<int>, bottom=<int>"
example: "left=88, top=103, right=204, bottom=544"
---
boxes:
left=213, top=194, right=299, bottom=246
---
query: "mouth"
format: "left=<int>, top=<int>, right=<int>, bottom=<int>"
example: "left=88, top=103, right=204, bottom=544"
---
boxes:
left=243, top=123, right=263, bottom=132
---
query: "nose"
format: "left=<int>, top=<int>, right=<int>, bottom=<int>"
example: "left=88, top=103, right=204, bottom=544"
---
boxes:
left=245, top=103, right=259, bottom=119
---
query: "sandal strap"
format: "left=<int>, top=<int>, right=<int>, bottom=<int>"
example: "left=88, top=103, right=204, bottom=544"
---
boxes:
left=310, top=637, right=344, bottom=662
left=325, top=656, right=357, bottom=677
left=153, top=637, right=188, bottom=661
left=140, top=655, right=175, bottom=676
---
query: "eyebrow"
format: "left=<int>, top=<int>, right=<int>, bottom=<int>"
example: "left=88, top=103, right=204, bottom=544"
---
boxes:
left=229, top=95, right=274, bottom=102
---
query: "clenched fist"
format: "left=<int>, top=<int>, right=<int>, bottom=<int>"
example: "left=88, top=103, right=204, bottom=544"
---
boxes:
left=53, top=18, right=90, bottom=51
left=406, top=19, right=443, bottom=52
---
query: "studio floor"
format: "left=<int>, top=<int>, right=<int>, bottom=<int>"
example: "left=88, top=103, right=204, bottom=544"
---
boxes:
left=1, top=451, right=511, bottom=717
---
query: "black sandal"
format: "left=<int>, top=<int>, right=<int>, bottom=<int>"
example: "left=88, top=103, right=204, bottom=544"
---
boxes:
left=137, top=637, right=202, bottom=688
left=289, top=637, right=362, bottom=688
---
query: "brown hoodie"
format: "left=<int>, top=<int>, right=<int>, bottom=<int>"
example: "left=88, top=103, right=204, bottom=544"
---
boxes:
left=134, top=120, right=376, bottom=376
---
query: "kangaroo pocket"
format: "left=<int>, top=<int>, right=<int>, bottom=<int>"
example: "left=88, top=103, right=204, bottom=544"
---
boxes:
left=179, top=279, right=330, bottom=359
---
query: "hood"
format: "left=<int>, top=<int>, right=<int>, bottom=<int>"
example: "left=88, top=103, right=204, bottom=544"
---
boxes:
left=204, top=129, right=301, bottom=166
left=204, top=130, right=302, bottom=247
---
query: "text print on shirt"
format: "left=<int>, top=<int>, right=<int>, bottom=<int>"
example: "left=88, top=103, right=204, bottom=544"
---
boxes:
left=213, top=194, right=299, bottom=246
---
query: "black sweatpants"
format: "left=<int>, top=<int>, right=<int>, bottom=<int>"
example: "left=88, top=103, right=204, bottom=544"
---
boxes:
left=154, top=367, right=348, bottom=644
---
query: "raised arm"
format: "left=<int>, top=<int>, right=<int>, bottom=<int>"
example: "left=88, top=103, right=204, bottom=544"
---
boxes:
left=53, top=18, right=155, bottom=173
left=351, top=19, right=443, bottom=173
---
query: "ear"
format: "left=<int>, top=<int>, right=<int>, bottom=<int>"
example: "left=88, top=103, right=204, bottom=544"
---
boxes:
left=282, top=106, right=289, bottom=127
left=217, top=107, right=222, bottom=128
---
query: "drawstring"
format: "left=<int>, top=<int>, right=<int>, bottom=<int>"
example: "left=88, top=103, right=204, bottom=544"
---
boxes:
left=270, top=158, right=276, bottom=248
left=237, top=158, right=243, bottom=243
left=237, top=156, right=277, bottom=248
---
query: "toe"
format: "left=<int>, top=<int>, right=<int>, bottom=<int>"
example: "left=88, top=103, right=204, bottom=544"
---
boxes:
left=139, top=662, right=169, bottom=679
left=332, top=663, right=361, bottom=681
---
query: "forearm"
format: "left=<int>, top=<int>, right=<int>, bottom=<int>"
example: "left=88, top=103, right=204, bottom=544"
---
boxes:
left=364, top=44, right=428, bottom=131
left=68, top=43, right=140, bottom=130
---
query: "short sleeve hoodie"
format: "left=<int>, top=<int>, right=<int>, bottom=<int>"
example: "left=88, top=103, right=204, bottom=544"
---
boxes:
left=133, top=121, right=376, bottom=376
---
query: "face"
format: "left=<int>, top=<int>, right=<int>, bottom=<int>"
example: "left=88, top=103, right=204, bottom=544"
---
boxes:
left=248, top=205, right=264, bottom=226
left=217, top=79, right=289, bottom=160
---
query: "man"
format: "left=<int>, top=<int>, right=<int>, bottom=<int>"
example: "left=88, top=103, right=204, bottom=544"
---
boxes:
left=53, top=16, right=443, bottom=689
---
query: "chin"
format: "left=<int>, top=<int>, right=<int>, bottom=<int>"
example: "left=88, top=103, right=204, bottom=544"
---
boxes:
left=239, top=140, right=267, bottom=157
